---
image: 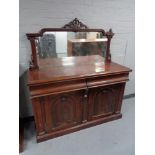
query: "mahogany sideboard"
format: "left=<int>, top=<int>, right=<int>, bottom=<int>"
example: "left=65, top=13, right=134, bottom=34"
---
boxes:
left=27, top=55, right=131, bottom=142
left=26, top=18, right=131, bottom=143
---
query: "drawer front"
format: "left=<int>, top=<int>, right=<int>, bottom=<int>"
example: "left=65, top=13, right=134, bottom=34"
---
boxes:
left=87, top=73, right=129, bottom=88
left=43, top=90, right=85, bottom=132
left=88, top=83, right=125, bottom=120
left=29, top=79, right=86, bottom=98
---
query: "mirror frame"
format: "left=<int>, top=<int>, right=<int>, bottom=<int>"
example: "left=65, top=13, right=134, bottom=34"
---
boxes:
left=26, top=18, right=114, bottom=70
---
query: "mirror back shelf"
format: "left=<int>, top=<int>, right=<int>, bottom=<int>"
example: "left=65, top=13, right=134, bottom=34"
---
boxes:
left=26, top=18, right=114, bottom=70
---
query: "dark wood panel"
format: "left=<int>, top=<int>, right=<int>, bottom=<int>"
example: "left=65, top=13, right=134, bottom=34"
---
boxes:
left=88, top=84, right=125, bottom=121
left=42, top=90, right=85, bottom=131
left=19, top=118, right=24, bottom=153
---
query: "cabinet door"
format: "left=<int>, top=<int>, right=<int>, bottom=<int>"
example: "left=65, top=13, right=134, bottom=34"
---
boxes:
left=88, top=83, right=125, bottom=120
left=43, top=90, right=84, bottom=132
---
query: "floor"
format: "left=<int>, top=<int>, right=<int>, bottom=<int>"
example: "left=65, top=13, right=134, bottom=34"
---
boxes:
left=21, top=98, right=135, bottom=155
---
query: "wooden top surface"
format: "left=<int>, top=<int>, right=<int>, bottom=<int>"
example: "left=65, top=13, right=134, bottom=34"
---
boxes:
left=28, top=55, right=131, bottom=85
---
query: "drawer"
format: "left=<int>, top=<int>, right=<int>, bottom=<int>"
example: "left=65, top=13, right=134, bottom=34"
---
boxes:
left=87, top=73, right=129, bottom=88
left=29, top=79, right=87, bottom=98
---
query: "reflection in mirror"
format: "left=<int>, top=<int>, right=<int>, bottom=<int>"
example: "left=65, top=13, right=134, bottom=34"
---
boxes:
left=36, top=32, right=107, bottom=59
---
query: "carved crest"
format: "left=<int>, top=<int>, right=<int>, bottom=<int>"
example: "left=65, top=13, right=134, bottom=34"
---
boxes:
left=62, top=18, right=88, bottom=29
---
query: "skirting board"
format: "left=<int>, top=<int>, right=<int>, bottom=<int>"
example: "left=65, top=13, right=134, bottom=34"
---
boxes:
left=123, top=93, right=135, bottom=99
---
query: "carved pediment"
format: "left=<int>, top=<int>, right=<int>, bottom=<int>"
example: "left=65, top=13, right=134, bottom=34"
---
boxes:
left=62, top=18, right=88, bottom=29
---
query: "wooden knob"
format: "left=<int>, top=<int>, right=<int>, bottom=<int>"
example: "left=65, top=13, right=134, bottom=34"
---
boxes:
left=84, top=94, right=87, bottom=98
left=61, top=96, right=67, bottom=101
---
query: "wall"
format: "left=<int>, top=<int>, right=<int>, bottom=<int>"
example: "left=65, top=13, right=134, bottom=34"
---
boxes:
left=19, top=0, right=135, bottom=117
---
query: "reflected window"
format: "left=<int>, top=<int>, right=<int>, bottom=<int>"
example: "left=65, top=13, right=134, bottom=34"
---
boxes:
left=37, top=34, right=57, bottom=58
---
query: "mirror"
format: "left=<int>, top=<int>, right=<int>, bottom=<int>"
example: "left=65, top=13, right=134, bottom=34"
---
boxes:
left=35, top=32, right=108, bottom=59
